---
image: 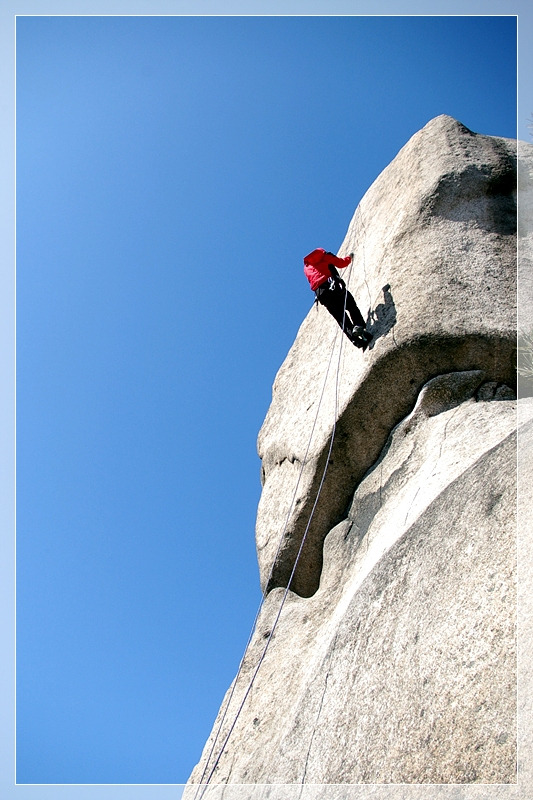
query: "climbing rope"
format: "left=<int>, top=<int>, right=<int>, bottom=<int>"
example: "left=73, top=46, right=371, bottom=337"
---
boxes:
left=193, top=257, right=353, bottom=798
left=193, top=325, right=339, bottom=794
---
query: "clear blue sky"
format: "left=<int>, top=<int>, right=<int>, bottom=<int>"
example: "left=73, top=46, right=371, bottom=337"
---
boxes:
left=12, top=9, right=521, bottom=790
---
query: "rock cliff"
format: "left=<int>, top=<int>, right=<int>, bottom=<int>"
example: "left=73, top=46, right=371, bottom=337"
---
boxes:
left=185, top=116, right=532, bottom=793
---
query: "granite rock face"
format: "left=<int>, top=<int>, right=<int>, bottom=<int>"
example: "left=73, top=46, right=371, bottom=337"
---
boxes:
left=185, top=117, right=527, bottom=790
left=257, top=114, right=517, bottom=599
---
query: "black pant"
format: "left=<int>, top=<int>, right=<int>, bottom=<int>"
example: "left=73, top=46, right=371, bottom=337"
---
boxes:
left=316, top=280, right=365, bottom=334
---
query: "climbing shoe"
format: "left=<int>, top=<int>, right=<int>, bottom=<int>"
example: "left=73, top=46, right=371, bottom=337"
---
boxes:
left=351, top=326, right=373, bottom=351
left=350, top=326, right=365, bottom=347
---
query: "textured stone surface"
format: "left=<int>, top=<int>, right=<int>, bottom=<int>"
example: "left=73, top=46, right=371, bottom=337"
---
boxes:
left=257, top=115, right=517, bottom=598
left=184, top=399, right=533, bottom=798
left=187, top=392, right=528, bottom=789
left=185, top=118, right=528, bottom=792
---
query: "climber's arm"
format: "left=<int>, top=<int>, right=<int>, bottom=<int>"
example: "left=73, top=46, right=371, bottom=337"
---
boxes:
left=326, top=251, right=352, bottom=270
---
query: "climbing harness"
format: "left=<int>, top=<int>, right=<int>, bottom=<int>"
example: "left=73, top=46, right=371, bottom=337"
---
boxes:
left=193, top=258, right=354, bottom=798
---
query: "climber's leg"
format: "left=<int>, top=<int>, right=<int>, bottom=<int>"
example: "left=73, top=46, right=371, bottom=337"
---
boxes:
left=344, top=291, right=366, bottom=330
left=317, top=285, right=354, bottom=336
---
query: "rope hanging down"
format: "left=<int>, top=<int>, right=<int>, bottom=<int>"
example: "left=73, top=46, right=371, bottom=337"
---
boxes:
left=194, top=324, right=340, bottom=794
left=193, top=257, right=354, bottom=799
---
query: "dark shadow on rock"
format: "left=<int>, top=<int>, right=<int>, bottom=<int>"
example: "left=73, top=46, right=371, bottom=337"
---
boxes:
left=266, top=331, right=516, bottom=598
left=366, top=284, right=397, bottom=348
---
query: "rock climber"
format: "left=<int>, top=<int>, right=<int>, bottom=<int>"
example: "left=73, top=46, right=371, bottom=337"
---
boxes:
left=303, top=248, right=373, bottom=350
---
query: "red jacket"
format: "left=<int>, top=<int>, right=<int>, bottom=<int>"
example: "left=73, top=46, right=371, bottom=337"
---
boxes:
left=303, top=248, right=352, bottom=291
